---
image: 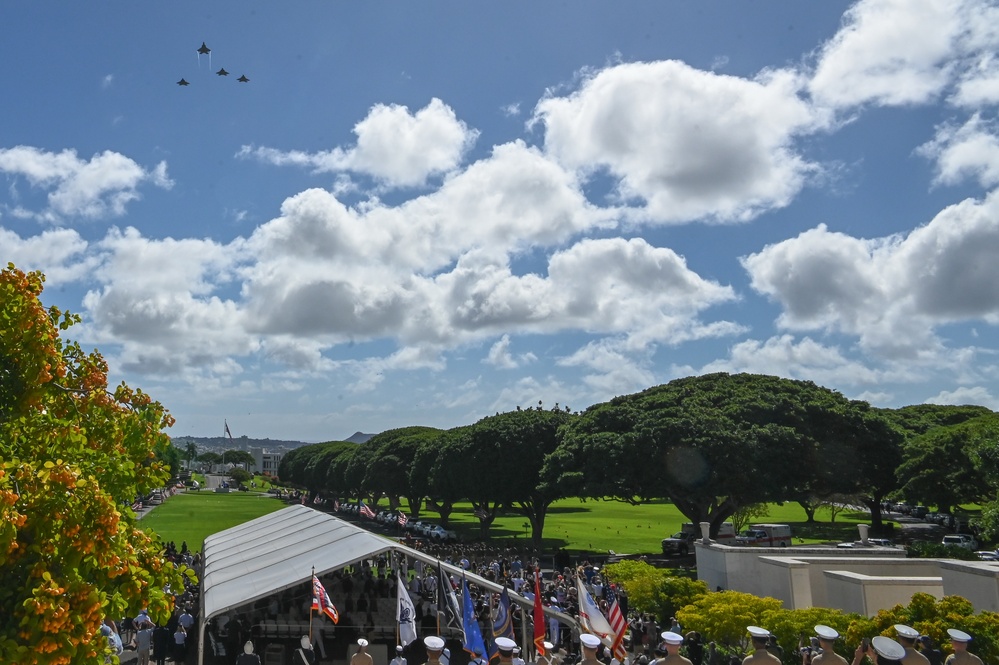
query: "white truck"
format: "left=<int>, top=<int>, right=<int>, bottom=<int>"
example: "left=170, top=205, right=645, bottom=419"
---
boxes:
left=735, top=523, right=793, bottom=547
left=662, top=522, right=735, bottom=555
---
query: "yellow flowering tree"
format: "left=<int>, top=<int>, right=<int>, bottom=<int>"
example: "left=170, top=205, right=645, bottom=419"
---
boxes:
left=0, top=265, right=188, bottom=665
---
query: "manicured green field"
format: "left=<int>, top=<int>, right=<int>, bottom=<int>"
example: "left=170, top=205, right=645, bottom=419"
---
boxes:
left=380, top=499, right=873, bottom=554
left=142, top=491, right=874, bottom=555
left=140, top=491, right=285, bottom=550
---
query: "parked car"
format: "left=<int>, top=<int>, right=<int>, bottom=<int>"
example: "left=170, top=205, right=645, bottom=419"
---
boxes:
left=975, top=550, right=999, bottom=561
left=427, top=525, right=459, bottom=542
left=912, top=506, right=928, bottom=518
left=942, top=534, right=978, bottom=550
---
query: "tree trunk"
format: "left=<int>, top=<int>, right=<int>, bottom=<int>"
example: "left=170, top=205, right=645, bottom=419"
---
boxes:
left=798, top=500, right=817, bottom=523
left=862, top=496, right=884, bottom=531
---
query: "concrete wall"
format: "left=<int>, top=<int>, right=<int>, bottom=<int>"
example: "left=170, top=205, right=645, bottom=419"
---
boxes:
left=695, top=542, right=999, bottom=615
left=939, top=560, right=999, bottom=612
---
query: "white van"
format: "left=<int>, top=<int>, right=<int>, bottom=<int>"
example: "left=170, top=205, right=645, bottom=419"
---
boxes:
left=736, top=523, right=792, bottom=547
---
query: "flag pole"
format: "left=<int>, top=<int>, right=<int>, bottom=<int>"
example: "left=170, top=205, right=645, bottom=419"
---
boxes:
left=310, top=567, right=315, bottom=644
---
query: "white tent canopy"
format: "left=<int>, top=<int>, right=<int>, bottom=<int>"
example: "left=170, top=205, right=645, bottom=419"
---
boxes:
left=197, top=505, right=576, bottom=665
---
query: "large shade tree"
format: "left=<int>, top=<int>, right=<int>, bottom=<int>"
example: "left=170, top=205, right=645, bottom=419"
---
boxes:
left=0, top=266, right=189, bottom=664
left=448, top=405, right=575, bottom=547
left=363, top=426, right=442, bottom=515
left=545, top=373, right=901, bottom=535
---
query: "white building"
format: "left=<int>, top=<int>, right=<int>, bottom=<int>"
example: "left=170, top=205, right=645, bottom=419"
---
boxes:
left=249, top=447, right=282, bottom=476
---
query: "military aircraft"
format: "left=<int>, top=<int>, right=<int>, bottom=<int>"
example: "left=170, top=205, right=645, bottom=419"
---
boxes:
left=177, top=78, right=190, bottom=86
left=216, top=68, right=229, bottom=76
left=237, top=75, right=249, bottom=83
left=197, top=42, right=211, bottom=55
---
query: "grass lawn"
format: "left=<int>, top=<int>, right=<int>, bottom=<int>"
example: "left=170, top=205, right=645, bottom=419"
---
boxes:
left=400, top=499, right=875, bottom=555
left=140, top=491, right=285, bottom=549
left=142, top=491, right=878, bottom=556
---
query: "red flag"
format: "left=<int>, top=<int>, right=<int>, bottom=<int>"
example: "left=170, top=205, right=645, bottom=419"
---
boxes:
left=533, top=569, right=546, bottom=657
left=312, top=575, right=340, bottom=624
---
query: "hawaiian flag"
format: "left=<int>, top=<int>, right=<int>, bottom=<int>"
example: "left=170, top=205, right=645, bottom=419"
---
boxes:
left=398, top=512, right=409, bottom=526
left=312, top=575, right=340, bottom=624
left=533, top=569, right=546, bottom=657
left=605, top=585, right=628, bottom=661
left=360, top=502, right=376, bottom=519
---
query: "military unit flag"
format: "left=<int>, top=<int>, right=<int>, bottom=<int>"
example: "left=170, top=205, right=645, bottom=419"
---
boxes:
left=461, top=575, right=487, bottom=657
left=533, top=570, right=546, bottom=657
left=575, top=575, right=613, bottom=649
left=397, top=571, right=418, bottom=646
left=437, top=562, right=463, bottom=634
left=312, top=575, right=340, bottom=624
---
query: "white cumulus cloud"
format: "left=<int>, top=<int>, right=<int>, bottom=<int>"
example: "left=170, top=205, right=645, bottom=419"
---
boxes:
left=533, top=60, right=827, bottom=223
left=0, top=146, right=171, bottom=222
left=239, top=98, right=478, bottom=189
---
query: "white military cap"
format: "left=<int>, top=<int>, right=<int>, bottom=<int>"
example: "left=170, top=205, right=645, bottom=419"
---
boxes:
left=747, top=626, right=770, bottom=639
left=894, top=624, right=919, bottom=639
left=580, top=634, right=602, bottom=649
left=358, top=639, right=369, bottom=647
left=513, top=648, right=521, bottom=654
left=425, top=636, right=446, bottom=651
left=661, top=632, right=684, bottom=645
left=244, top=642, right=255, bottom=654
left=301, top=635, right=311, bottom=649
left=814, top=625, right=839, bottom=641
left=543, top=642, right=554, bottom=651
left=872, top=637, right=905, bottom=660
left=495, top=637, right=517, bottom=651
left=947, top=629, right=972, bottom=643
left=397, top=645, right=405, bottom=652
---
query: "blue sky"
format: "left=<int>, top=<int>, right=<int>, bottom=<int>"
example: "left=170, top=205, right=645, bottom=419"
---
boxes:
left=4, top=1, right=999, bottom=442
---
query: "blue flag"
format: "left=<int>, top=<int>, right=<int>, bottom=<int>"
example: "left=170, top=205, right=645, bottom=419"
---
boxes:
left=461, top=575, right=487, bottom=658
left=493, top=587, right=514, bottom=640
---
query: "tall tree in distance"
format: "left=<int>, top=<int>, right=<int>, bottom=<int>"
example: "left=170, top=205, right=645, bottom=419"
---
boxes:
left=0, top=265, right=189, bottom=664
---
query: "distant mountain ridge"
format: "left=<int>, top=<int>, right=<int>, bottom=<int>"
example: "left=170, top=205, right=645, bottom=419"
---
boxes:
left=172, top=431, right=377, bottom=448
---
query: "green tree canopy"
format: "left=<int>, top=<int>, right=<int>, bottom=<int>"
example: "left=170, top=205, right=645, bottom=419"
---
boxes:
left=0, top=266, right=189, bottom=664
left=451, top=405, right=574, bottom=547
left=364, top=426, right=441, bottom=515
left=546, top=373, right=899, bottom=534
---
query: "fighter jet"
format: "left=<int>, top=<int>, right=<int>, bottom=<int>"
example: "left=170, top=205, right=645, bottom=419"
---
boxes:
left=216, top=68, right=229, bottom=76
left=177, top=78, right=190, bottom=86
left=237, top=75, right=249, bottom=83
left=197, top=42, right=211, bottom=55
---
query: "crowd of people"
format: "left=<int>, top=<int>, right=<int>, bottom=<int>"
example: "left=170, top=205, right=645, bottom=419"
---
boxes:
left=101, top=540, right=202, bottom=664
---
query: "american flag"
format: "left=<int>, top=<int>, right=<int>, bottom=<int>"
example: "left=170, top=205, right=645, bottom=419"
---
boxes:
left=312, top=575, right=340, bottom=624
left=334, top=499, right=340, bottom=511
left=360, top=502, right=376, bottom=519
left=398, top=513, right=409, bottom=526
left=605, top=585, right=628, bottom=661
